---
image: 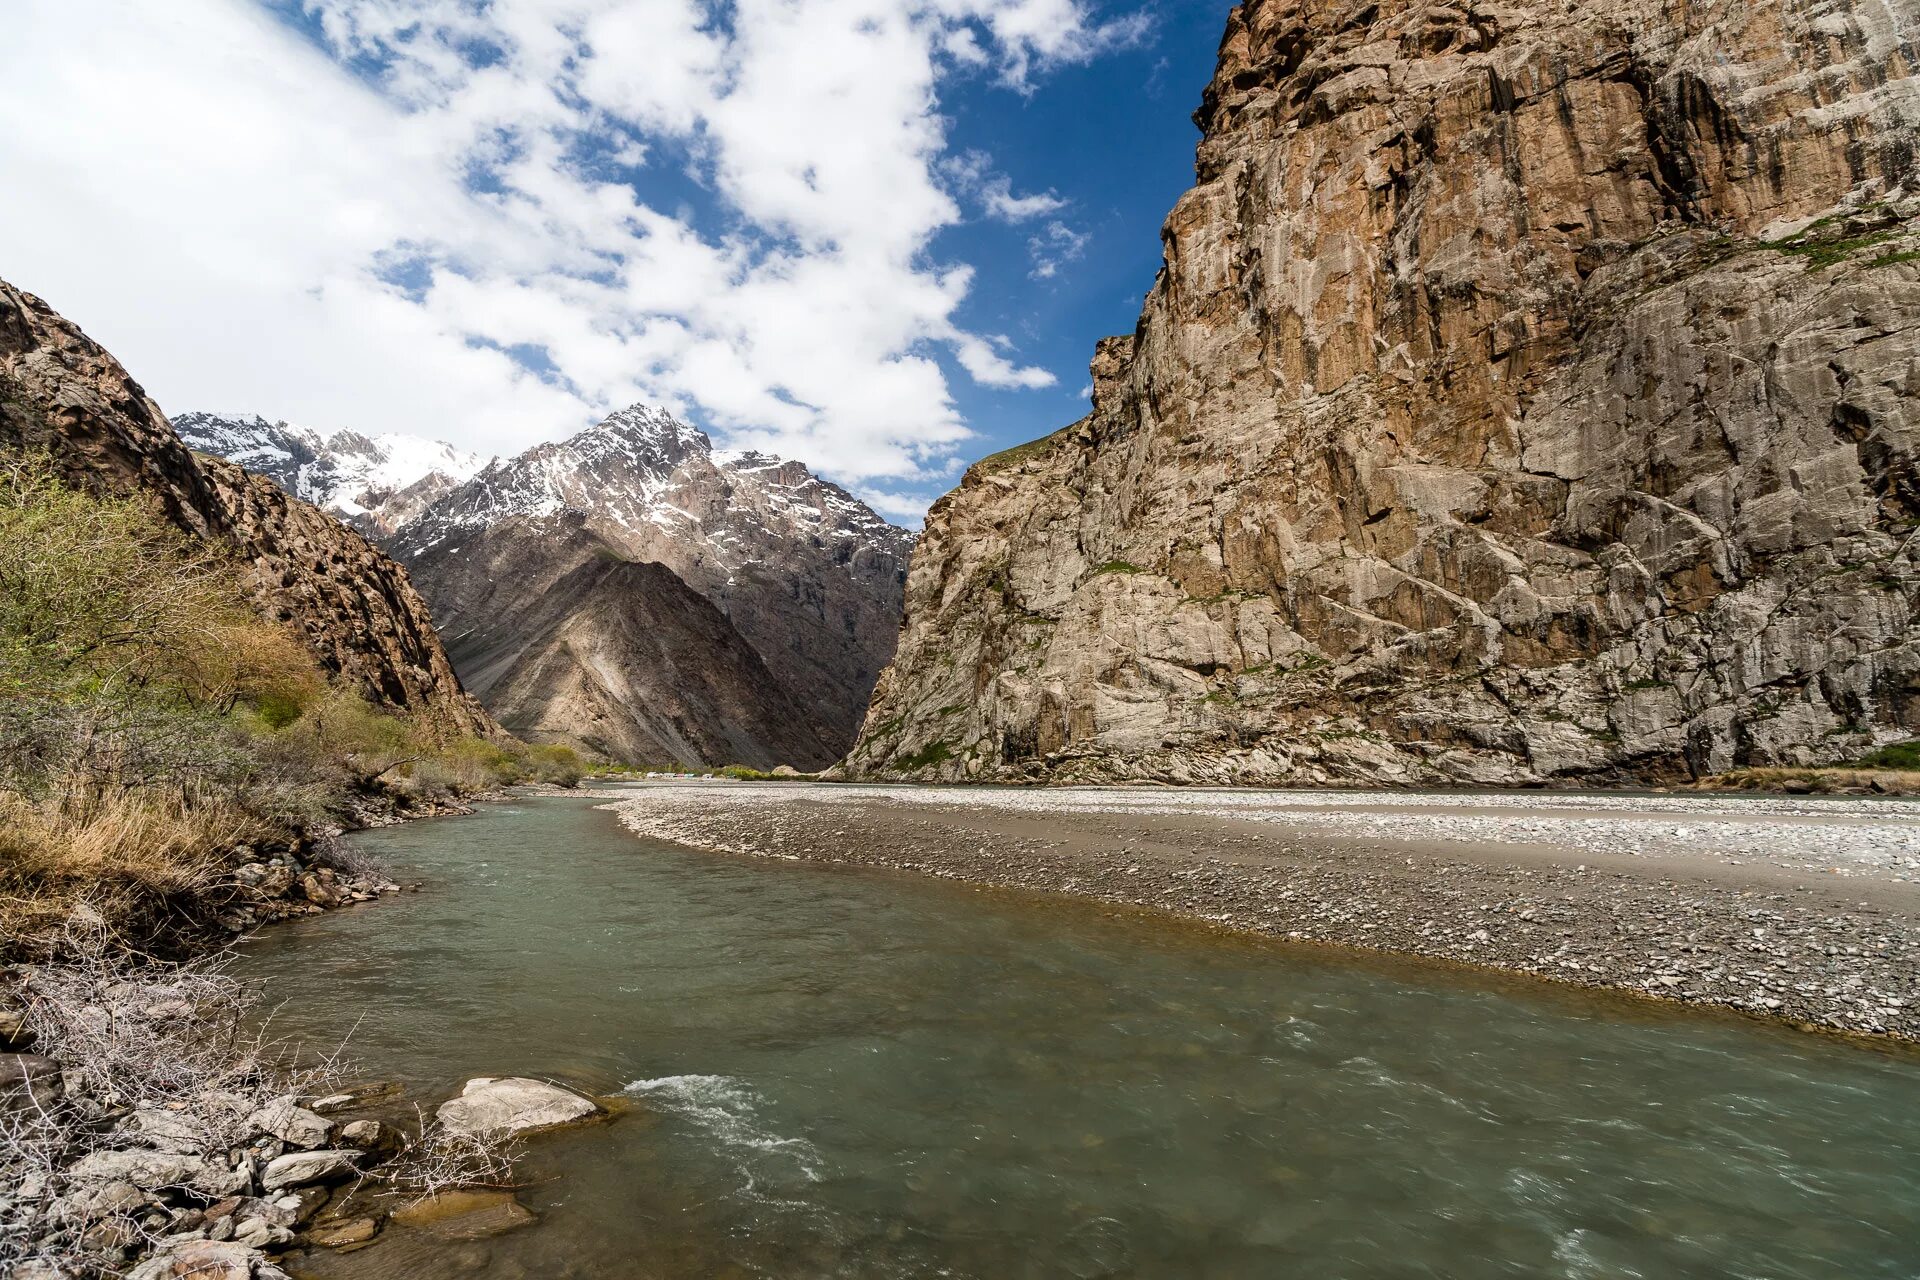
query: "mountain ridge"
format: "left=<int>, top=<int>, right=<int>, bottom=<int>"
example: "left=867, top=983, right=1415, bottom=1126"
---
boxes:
left=0, top=280, right=496, bottom=739
left=394, top=403, right=914, bottom=756
left=173, top=411, right=489, bottom=537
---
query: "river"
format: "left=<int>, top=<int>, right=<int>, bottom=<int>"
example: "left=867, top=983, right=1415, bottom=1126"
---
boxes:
left=235, top=789, right=1920, bottom=1279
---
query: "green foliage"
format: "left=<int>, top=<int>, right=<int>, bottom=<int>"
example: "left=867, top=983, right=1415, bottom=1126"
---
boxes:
left=1759, top=210, right=1912, bottom=271
left=1092, top=560, right=1146, bottom=576
left=1847, top=740, right=1920, bottom=770
left=971, top=427, right=1071, bottom=473
left=0, top=453, right=565, bottom=955
left=897, top=739, right=954, bottom=771
left=519, top=743, right=586, bottom=787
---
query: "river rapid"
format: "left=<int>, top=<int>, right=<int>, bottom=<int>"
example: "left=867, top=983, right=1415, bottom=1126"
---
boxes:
left=235, top=790, right=1920, bottom=1279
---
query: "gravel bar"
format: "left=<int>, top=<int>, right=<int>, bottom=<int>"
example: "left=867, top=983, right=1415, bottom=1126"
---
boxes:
left=607, top=781, right=1920, bottom=1043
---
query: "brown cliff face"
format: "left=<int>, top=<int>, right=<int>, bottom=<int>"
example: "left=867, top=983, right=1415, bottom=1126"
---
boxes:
left=849, top=0, right=1920, bottom=785
left=410, top=513, right=840, bottom=769
left=0, top=280, right=495, bottom=739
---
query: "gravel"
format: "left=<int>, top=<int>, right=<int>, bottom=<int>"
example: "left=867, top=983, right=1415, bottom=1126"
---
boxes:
left=607, top=781, right=1920, bottom=1043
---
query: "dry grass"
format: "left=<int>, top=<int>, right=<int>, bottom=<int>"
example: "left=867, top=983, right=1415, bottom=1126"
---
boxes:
left=383, top=1105, right=524, bottom=1200
left=0, top=789, right=280, bottom=961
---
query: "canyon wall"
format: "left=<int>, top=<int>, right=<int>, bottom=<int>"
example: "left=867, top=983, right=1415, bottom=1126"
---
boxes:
left=0, top=279, right=496, bottom=739
left=849, top=0, right=1920, bottom=785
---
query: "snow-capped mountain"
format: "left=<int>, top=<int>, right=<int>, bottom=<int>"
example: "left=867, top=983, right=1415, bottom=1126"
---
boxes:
left=393, top=403, right=915, bottom=754
left=401, top=403, right=900, bottom=555
left=173, top=412, right=490, bottom=536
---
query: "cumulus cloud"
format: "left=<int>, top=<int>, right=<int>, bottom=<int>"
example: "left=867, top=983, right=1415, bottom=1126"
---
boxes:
left=0, top=0, right=1142, bottom=487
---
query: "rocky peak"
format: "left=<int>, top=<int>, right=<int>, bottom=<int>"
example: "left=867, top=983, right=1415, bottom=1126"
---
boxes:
left=397, top=404, right=915, bottom=752
left=173, top=411, right=488, bottom=537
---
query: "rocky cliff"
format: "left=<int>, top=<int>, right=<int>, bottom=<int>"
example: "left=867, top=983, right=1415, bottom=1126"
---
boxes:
left=414, top=513, right=839, bottom=769
left=395, top=405, right=913, bottom=756
left=0, top=279, right=496, bottom=738
left=848, top=0, right=1920, bottom=786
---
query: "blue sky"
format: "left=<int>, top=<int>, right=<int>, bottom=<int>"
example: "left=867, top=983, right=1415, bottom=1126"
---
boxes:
left=0, top=0, right=1230, bottom=520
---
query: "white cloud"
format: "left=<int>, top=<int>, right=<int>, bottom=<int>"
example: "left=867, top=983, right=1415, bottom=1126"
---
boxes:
left=943, top=148, right=1068, bottom=221
left=0, top=0, right=1139, bottom=485
left=1028, top=219, right=1091, bottom=279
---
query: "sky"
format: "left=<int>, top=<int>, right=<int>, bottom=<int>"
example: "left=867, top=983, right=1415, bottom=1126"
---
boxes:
left=0, top=0, right=1227, bottom=520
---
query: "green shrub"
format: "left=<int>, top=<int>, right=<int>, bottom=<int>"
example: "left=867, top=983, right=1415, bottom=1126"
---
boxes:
left=1848, top=740, right=1920, bottom=770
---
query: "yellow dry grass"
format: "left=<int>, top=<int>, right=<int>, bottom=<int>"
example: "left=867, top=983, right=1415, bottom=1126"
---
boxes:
left=0, top=788, right=279, bottom=956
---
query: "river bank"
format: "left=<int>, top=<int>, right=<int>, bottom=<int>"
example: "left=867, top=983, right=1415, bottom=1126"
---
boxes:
left=0, top=783, right=581, bottom=1279
left=612, top=782, right=1920, bottom=1042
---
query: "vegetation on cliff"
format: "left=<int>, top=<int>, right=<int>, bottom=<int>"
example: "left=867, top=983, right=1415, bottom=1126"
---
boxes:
left=0, top=456, right=580, bottom=959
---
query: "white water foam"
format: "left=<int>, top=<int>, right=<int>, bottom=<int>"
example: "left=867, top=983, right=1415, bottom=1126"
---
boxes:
left=624, top=1074, right=824, bottom=1186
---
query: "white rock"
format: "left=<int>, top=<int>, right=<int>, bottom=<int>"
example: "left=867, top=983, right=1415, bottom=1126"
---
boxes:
left=66, top=1149, right=205, bottom=1191
left=260, top=1148, right=360, bottom=1190
left=435, top=1076, right=601, bottom=1139
left=125, top=1240, right=262, bottom=1280
left=246, top=1097, right=333, bottom=1149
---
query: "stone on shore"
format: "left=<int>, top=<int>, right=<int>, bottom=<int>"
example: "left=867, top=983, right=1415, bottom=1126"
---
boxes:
left=1, top=1052, right=61, bottom=1114
left=126, top=1239, right=292, bottom=1280
left=435, top=1076, right=601, bottom=1138
left=246, top=1096, right=334, bottom=1149
left=261, top=1148, right=361, bottom=1190
left=66, top=1148, right=205, bottom=1191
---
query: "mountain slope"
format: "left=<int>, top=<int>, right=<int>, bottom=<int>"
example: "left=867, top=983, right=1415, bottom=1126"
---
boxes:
left=0, top=279, right=495, bottom=738
left=173, top=411, right=488, bottom=536
left=421, top=514, right=837, bottom=769
left=848, top=0, right=1920, bottom=786
left=395, top=404, right=913, bottom=753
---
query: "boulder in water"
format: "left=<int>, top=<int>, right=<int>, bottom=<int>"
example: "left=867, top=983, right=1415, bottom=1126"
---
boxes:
left=435, top=1076, right=601, bottom=1139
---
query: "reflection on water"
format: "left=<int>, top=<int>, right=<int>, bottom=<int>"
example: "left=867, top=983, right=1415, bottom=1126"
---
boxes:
left=236, top=792, right=1920, bottom=1279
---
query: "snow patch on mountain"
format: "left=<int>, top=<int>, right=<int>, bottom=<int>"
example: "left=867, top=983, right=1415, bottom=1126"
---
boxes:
left=174, top=411, right=490, bottom=535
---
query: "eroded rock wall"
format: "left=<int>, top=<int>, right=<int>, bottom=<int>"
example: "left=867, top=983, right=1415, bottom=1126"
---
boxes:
left=0, top=279, right=495, bottom=739
left=849, top=0, right=1920, bottom=785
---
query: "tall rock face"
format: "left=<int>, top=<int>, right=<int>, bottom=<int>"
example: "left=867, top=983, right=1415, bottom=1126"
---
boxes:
left=173, top=411, right=489, bottom=537
left=0, top=279, right=496, bottom=739
left=849, top=0, right=1920, bottom=786
left=395, top=405, right=914, bottom=757
left=409, top=514, right=839, bottom=769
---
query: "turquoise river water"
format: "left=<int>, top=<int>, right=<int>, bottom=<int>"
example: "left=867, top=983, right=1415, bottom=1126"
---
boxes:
left=233, top=790, right=1920, bottom=1279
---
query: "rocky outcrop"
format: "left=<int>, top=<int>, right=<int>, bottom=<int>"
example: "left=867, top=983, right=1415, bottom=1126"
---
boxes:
left=850, top=0, right=1920, bottom=786
left=172, top=412, right=488, bottom=537
left=395, top=404, right=913, bottom=758
left=418, top=514, right=839, bottom=769
left=0, top=280, right=495, bottom=738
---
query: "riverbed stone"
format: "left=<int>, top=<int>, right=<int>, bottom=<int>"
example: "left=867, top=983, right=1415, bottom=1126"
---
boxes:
left=246, top=1096, right=333, bottom=1149
left=67, top=1148, right=205, bottom=1191
left=261, top=1148, right=360, bottom=1190
left=310, top=1080, right=403, bottom=1114
left=339, top=1118, right=402, bottom=1158
left=435, top=1076, right=602, bottom=1139
left=306, top=1215, right=380, bottom=1248
left=0, top=1052, right=61, bottom=1113
left=391, top=1189, right=536, bottom=1239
